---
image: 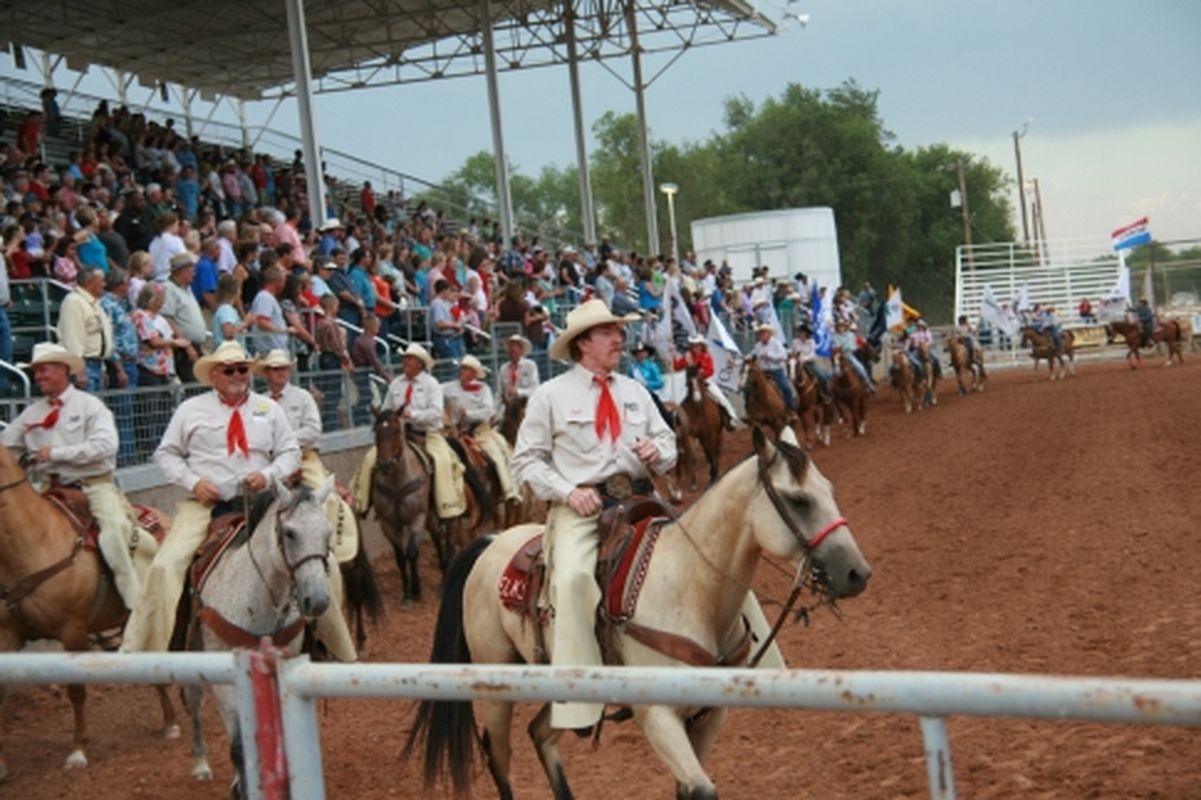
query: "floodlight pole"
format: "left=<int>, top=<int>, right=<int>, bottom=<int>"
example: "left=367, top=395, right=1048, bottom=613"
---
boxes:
left=563, top=1, right=596, bottom=245
left=481, top=0, right=515, bottom=246
left=284, top=0, right=328, bottom=229
left=626, top=1, right=660, bottom=256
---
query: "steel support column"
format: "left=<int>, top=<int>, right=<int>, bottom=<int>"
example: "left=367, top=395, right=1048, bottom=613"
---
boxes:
left=236, top=98, right=250, bottom=153
left=481, top=0, right=515, bottom=245
left=625, top=2, right=659, bottom=255
left=284, top=0, right=329, bottom=228
left=564, top=1, right=596, bottom=245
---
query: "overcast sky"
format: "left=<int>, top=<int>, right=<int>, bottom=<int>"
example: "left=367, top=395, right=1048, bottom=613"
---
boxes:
left=5, top=0, right=1199, bottom=244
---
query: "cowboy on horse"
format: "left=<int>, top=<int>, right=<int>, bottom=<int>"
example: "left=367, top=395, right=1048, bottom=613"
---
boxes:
left=499, top=334, right=539, bottom=402
left=671, top=334, right=739, bottom=430
left=830, top=319, right=876, bottom=393
left=122, top=340, right=356, bottom=660
left=789, top=323, right=832, bottom=403
left=956, top=315, right=980, bottom=360
left=750, top=322, right=798, bottom=412
left=350, top=343, right=466, bottom=526
left=511, top=299, right=677, bottom=733
left=444, top=354, right=521, bottom=508
left=1, top=343, right=150, bottom=611
left=1133, top=298, right=1156, bottom=347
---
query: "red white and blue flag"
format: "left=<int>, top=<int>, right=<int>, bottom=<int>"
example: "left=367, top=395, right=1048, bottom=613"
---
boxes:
left=1111, top=217, right=1151, bottom=251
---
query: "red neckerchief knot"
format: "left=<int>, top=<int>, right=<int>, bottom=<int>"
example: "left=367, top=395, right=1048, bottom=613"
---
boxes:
left=509, top=363, right=519, bottom=386
left=221, top=393, right=250, bottom=458
left=463, top=382, right=483, bottom=393
left=593, top=374, right=621, bottom=443
left=403, top=381, right=414, bottom=405
left=28, top=396, right=63, bottom=431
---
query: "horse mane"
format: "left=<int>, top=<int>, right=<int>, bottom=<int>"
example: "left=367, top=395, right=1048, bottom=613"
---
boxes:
left=230, top=485, right=314, bottom=550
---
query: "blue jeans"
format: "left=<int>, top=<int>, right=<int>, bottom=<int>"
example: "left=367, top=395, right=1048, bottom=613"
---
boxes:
left=766, top=368, right=797, bottom=411
left=847, top=353, right=874, bottom=388
left=432, top=335, right=464, bottom=381
left=84, top=359, right=105, bottom=393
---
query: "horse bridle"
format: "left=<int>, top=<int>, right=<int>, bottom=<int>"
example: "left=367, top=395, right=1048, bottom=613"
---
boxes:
left=756, top=446, right=849, bottom=556
left=374, top=406, right=407, bottom=472
left=246, top=497, right=331, bottom=611
left=0, top=475, right=28, bottom=495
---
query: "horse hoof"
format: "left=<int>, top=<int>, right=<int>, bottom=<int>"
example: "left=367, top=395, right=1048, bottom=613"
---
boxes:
left=192, top=761, right=214, bottom=781
left=163, top=724, right=182, bottom=740
left=63, top=750, right=87, bottom=770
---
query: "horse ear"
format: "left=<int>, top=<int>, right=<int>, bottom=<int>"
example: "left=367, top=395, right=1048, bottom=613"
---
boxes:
left=314, top=475, right=335, bottom=505
left=779, top=425, right=799, bottom=448
left=273, top=477, right=293, bottom=508
left=752, top=425, right=776, bottom=466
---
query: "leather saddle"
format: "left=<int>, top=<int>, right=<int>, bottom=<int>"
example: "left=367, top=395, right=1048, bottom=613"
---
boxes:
left=45, top=486, right=167, bottom=555
left=498, top=496, right=669, bottom=664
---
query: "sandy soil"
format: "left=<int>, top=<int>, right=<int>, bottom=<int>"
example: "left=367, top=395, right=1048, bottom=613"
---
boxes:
left=3, top=356, right=1200, bottom=799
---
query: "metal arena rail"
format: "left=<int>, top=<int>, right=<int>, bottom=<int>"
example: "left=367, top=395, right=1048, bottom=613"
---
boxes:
left=3, top=649, right=1200, bottom=800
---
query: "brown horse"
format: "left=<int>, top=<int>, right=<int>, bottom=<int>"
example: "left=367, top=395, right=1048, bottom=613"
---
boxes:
left=0, top=446, right=175, bottom=779
left=739, top=356, right=791, bottom=438
left=946, top=337, right=986, bottom=395
left=914, top=343, right=941, bottom=407
left=1106, top=318, right=1186, bottom=368
left=499, top=394, right=528, bottom=447
left=675, top=365, right=723, bottom=490
left=890, top=349, right=922, bottom=413
left=371, top=407, right=434, bottom=603
left=830, top=348, right=868, bottom=437
left=1020, top=327, right=1076, bottom=381
left=789, top=357, right=832, bottom=447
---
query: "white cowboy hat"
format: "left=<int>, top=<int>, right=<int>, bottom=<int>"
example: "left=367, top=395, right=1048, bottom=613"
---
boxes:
left=401, top=343, right=434, bottom=371
left=753, top=276, right=767, bottom=286
left=318, top=217, right=344, bottom=232
left=19, top=342, right=83, bottom=375
left=505, top=334, right=532, bottom=357
left=170, top=251, right=198, bottom=270
left=194, top=340, right=254, bottom=385
left=252, top=348, right=296, bottom=375
left=458, top=354, right=489, bottom=379
left=754, top=322, right=776, bottom=335
left=687, top=334, right=708, bottom=347
left=549, top=299, right=639, bottom=361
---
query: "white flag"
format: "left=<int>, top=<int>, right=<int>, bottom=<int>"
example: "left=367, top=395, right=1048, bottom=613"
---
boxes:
left=1014, top=284, right=1031, bottom=312
left=980, top=285, right=1019, bottom=338
left=1105, top=266, right=1130, bottom=301
left=885, top=287, right=904, bottom=329
left=706, top=313, right=742, bottom=393
left=667, top=277, right=698, bottom=338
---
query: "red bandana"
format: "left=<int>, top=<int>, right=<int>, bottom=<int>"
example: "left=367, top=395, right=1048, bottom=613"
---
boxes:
left=27, top=397, right=63, bottom=431
left=593, top=375, right=621, bottom=443
left=463, top=382, right=483, bottom=393
left=509, top=363, right=519, bottom=387
left=222, top=395, right=250, bottom=458
left=403, top=381, right=414, bottom=406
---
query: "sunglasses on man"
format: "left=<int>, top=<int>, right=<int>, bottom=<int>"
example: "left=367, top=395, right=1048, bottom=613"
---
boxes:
left=220, top=365, right=250, bottom=376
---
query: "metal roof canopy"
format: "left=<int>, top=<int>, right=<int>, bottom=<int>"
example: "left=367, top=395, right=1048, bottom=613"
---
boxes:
left=2, top=0, right=776, bottom=246
left=3, top=0, right=774, bottom=99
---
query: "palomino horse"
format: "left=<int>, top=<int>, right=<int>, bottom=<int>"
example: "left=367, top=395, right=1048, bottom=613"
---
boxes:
left=1020, top=327, right=1076, bottom=381
left=789, top=357, right=832, bottom=447
left=405, top=426, right=871, bottom=799
left=889, top=349, right=922, bottom=413
left=830, top=348, right=868, bottom=437
left=372, top=407, right=434, bottom=603
left=183, top=478, right=335, bottom=797
left=0, top=445, right=174, bottom=780
left=914, top=343, right=940, bottom=407
left=739, top=356, right=791, bottom=438
left=946, top=337, right=986, bottom=394
left=674, top=365, right=723, bottom=491
left=1106, top=318, right=1186, bottom=368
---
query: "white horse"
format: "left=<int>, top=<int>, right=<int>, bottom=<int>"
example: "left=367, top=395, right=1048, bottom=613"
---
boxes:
left=405, top=426, right=872, bottom=799
left=183, top=477, right=335, bottom=798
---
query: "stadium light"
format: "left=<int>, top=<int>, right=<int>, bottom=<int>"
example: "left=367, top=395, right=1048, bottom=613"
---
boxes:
left=659, top=183, right=680, bottom=266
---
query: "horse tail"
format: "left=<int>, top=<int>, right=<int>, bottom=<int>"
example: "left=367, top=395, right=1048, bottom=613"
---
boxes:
left=446, top=437, right=494, bottom=524
left=340, top=527, right=384, bottom=626
left=402, top=534, right=494, bottom=794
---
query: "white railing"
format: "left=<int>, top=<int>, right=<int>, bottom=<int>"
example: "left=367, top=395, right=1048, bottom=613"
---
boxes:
left=3, top=648, right=1200, bottom=800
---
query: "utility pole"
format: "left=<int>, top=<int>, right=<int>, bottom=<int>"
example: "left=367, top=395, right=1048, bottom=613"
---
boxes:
left=1012, top=128, right=1030, bottom=246
left=956, top=158, right=974, bottom=273
left=1031, top=177, right=1048, bottom=266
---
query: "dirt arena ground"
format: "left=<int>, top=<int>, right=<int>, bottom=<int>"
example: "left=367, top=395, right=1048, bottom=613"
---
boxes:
left=4, top=354, right=1200, bottom=799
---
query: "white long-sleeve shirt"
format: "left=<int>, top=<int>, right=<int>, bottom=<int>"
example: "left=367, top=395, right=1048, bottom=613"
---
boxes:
left=270, top=382, right=322, bottom=451
left=512, top=364, right=677, bottom=504
left=497, top=357, right=540, bottom=399
left=57, top=287, right=114, bottom=360
left=2, top=385, right=117, bottom=480
left=382, top=371, right=444, bottom=433
left=155, top=390, right=300, bottom=501
left=751, top=336, right=789, bottom=372
left=444, top=380, right=497, bottom=427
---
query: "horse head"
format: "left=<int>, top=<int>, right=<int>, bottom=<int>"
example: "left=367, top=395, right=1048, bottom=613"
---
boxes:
left=749, top=426, right=871, bottom=600
left=271, top=476, right=335, bottom=619
left=738, top=356, right=756, bottom=392
left=685, top=365, right=704, bottom=404
left=373, top=405, right=407, bottom=472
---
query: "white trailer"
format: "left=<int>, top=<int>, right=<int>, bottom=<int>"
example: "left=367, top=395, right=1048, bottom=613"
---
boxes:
left=690, top=207, right=842, bottom=287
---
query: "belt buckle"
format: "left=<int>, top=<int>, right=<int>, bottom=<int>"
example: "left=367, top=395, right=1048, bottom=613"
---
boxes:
left=603, top=474, right=634, bottom=500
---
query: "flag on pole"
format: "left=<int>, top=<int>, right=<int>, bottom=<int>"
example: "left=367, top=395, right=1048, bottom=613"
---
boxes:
left=1111, top=217, right=1151, bottom=251
left=980, top=284, right=1020, bottom=338
left=813, top=284, right=833, bottom=358
left=706, top=312, right=742, bottom=393
left=885, top=286, right=904, bottom=331
left=1014, top=283, right=1031, bottom=312
left=1106, top=266, right=1131, bottom=301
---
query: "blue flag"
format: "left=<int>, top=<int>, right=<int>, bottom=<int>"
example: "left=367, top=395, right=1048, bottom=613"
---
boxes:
left=813, top=284, right=833, bottom=358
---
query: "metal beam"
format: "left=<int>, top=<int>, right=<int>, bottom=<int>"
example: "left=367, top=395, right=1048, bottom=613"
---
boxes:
left=626, top=0, right=658, bottom=255
left=480, top=0, right=514, bottom=245
left=564, top=1, right=596, bottom=244
left=284, top=0, right=329, bottom=228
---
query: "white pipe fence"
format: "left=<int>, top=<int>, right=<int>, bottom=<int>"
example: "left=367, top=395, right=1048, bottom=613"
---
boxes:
left=4, top=641, right=1201, bottom=800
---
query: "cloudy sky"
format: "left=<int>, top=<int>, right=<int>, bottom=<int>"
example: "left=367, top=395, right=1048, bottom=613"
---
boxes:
left=6, top=0, right=1199, bottom=244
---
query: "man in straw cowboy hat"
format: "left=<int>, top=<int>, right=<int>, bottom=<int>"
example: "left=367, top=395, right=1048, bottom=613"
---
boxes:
left=252, top=348, right=359, bottom=661
left=512, top=299, right=677, bottom=732
left=444, top=354, right=520, bottom=507
left=672, top=333, right=739, bottom=429
left=349, top=343, right=466, bottom=525
left=2, top=342, right=152, bottom=611
left=751, top=321, right=798, bottom=412
left=123, top=341, right=303, bottom=654
left=498, top=333, right=539, bottom=401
